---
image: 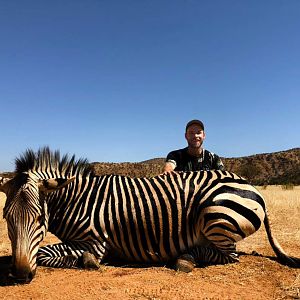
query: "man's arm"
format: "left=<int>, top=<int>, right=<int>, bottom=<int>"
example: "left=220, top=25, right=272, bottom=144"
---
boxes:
left=162, top=151, right=178, bottom=173
left=163, top=161, right=176, bottom=173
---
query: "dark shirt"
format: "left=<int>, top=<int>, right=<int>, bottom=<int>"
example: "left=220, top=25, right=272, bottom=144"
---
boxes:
left=166, top=147, right=224, bottom=171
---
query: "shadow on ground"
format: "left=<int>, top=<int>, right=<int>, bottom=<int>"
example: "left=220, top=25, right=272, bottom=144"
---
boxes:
left=0, top=256, right=14, bottom=286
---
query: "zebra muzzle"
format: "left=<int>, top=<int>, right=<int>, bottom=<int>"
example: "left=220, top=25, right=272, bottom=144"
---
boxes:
left=8, top=265, right=36, bottom=284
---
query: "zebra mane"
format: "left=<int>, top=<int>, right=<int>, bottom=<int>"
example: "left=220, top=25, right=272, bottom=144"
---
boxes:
left=15, top=147, right=93, bottom=177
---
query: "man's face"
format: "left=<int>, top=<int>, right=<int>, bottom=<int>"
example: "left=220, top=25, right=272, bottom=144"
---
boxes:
left=185, top=124, right=206, bottom=149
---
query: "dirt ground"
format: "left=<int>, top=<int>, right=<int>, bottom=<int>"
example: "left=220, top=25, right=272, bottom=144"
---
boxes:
left=0, top=187, right=299, bottom=300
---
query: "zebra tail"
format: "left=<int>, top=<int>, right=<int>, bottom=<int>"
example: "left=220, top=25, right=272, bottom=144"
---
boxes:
left=264, top=208, right=300, bottom=268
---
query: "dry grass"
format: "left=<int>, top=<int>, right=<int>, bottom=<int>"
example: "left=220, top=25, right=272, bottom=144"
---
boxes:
left=237, top=186, right=300, bottom=257
left=259, top=185, right=300, bottom=249
left=0, top=192, right=9, bottom=256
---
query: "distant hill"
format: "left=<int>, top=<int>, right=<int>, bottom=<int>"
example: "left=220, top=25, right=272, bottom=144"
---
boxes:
left=1, top=148, right=299, bottom=185
left=223, top=148, right=300, bottom=185
left=91, top=148, right=300, bottom=185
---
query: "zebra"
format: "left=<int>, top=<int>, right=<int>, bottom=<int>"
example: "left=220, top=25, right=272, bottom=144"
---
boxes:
left=0, top=147, right=299, bottom=283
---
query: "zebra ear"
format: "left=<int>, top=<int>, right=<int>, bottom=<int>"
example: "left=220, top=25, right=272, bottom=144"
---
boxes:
left=38, top=176, right=76, bottom=194
left=0, top=177, right=12, bottom=194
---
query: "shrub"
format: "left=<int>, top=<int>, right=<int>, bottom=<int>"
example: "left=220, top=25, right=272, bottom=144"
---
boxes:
left=281, top=183, right=294, bottom=190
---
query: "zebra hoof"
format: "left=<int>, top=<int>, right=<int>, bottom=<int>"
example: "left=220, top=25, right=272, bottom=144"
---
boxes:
left=82, top=252, right=101, bottom=269
left=175, top=254, right=196, bottom=273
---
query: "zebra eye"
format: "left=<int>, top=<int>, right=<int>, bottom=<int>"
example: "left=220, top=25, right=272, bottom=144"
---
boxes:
left=36, top=215, right=42, bottom=223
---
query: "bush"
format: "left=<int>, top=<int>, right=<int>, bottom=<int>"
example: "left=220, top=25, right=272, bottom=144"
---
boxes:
left=281, top=183, right=294, bottom=190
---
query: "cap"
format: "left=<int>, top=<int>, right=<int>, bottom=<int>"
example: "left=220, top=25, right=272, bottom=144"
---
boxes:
left=185, top=119, right=204, bottom=132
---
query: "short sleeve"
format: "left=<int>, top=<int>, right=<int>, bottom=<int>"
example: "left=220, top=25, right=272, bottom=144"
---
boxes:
left=213, top=154, right=225, bottom=170
left=166, top=151, right=178, bottom=168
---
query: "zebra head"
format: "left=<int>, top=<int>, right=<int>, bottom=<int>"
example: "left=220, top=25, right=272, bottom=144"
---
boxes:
left=0, top=173, right=75, bottom=283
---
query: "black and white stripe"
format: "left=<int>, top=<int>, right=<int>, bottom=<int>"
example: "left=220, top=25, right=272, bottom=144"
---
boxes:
left=1, top=147, right=299, bottom=282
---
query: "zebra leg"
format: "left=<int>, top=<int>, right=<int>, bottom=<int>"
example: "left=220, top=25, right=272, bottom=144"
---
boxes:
left=37, top=244, right=78, bottom=268
left=37, top=241, right=105, bottom=269
left=189, top=245, right=239, bottom=266
left=175, top=245, right=239, bottom=272
left=175, top=254, right=196, bottom=272
left=80, top=251, right=101, bottom=269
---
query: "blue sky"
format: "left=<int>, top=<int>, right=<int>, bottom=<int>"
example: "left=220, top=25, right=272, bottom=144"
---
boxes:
left=1, top=1, right=299, bottom=171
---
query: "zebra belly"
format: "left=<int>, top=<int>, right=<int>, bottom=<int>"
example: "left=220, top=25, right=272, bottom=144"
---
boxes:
left=104, top=219, right=202, bottom=264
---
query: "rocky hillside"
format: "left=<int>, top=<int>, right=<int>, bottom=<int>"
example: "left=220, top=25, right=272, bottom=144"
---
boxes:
left=223, top=148, right=300, bottom=185
left=91, top=148, right=300, bottom=185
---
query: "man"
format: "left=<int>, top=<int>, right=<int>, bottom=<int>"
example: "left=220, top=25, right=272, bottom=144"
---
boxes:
left=163, top=119, right=224, bottom=172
